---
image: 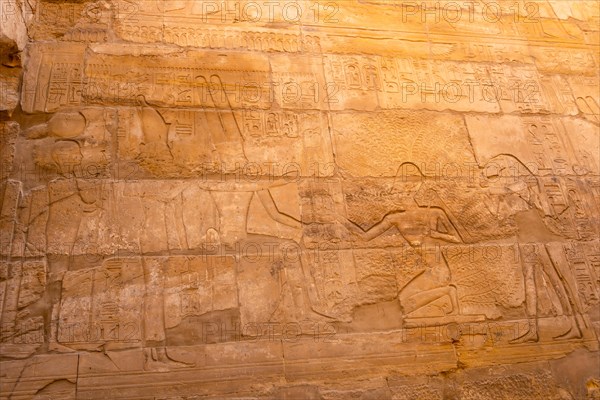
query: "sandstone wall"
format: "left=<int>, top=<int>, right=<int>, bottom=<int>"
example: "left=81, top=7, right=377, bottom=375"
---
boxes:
left=0, top=1, right=599, bottom=398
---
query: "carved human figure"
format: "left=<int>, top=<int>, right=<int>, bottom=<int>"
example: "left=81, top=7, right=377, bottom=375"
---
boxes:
left=478, top=156, right=586, bottom=343
left=28, top=135, right=104, bottom=351
left=339, top=201, right=462, bottom=318
left=137, top=184, right=303, bottom=368
left=9, top=110, right=105, bottom=351
left=136, top=75, right=247, bottom=174
left=346, top=207, right=461, bottom=246
left=510, top=243, right=586, bottom=343
left=478, top=155, right=543, bottom=221
left=137, top=96, right=174, bottom=165
left=194, top=74, right=247, bottom=167
left=127, top=76, right=315, bottom=360
left=141, top=257, right=195, bottom=371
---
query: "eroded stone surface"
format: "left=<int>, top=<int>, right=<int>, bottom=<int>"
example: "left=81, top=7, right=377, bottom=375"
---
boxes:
left=1, top=0, right=599, bottom=398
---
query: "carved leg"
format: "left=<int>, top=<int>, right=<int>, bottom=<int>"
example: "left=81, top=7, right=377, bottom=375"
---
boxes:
left=510, top=253, right=539, bottom=344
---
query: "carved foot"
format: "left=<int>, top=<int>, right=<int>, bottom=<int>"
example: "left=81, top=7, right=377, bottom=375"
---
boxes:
left=144, top=348, right=194, bottom=371
left=553, top=325, right=582, bottom=340
left=48, top=342, right=77, bottom=353
left=510, top=326, right=538, bottom=344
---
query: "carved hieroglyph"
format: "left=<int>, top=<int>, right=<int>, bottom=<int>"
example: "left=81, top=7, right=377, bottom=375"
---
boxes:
left=1, top=0, right=599, bottom=398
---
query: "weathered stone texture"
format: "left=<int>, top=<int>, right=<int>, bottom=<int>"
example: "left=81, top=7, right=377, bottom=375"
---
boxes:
left=0, top=0, right=599, bottom=398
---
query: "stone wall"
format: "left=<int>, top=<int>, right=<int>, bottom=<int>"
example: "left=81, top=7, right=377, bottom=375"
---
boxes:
left=0, top=1, right=599, bottom=398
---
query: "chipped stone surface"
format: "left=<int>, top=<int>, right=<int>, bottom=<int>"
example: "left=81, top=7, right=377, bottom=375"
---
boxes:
left=1, top=0, right=599, bottom=398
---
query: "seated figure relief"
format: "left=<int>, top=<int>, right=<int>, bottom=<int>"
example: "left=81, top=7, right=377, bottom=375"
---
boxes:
left=337, top=194, right=486, bottom=326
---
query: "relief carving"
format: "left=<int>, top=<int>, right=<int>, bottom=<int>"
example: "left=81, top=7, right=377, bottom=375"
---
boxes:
left=1, top=0, right=598, bottom=398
